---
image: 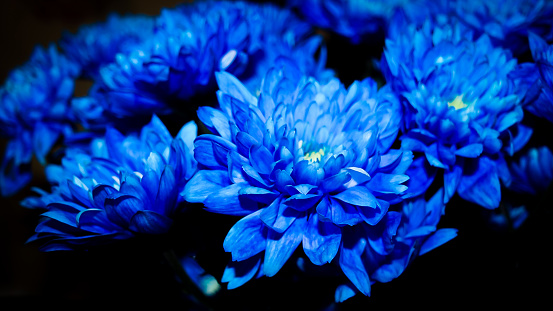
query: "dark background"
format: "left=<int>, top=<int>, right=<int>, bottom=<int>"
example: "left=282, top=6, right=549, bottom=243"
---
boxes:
left=1, top=0, right=553, bottom=309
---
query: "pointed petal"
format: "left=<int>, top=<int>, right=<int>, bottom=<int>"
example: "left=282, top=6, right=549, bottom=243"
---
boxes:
left=264, top=214, right=307, bottom=277
left=302, top=212, right=341, bottom=265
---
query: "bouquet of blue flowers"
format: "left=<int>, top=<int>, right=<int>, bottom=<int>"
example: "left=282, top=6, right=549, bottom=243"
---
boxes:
left=2, top=0, right=553, bottom=308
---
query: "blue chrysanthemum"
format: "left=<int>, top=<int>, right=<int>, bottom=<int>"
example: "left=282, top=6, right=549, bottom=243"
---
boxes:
left=381, top=17, right=532, bottom=209
left=288, top=0, right=449, bottom=44
left=0, top=44, right=80, bottom=196
left=335, top=188, right=457, bottom=301
left=75, top=1, right=332, bottom=127
left=508, top=146, right=553, bottom=195
left=452, top=0, right=553, bottom=55
left=511, top=32, right=553, bottom=124
left=184, top=59, right=411, bottom=293
left=60, top=13, right=155, bottom=78
left=26, top=115, right=197, bottom=251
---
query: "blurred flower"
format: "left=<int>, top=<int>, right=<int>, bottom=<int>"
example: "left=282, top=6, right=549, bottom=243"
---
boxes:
left=184, top=59, right=410, bottom=295
left=60, top=13, right=155, bottom=78
left=75, top=1, right=332, bottom=128
left=288, top=0, right=449, bottom=44
left=510, top=32, right=553, bottom=124
left=508, top=146, right=553, bottom=195
left=335, top=188, right=457, bottom=301
left=381, top=16, right=531, bottom=209
left=486, top=204, right=528, bottom=231
left=452, top=0, right=553, bottom=55
left=0, top=45, right=80, bottom=196
left=26, top=115, right=197, bottom=251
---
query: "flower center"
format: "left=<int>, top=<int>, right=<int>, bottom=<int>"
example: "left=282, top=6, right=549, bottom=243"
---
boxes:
left=448, top=95, right=468, bottom=110
left=298, top=140, right=328, bottom=163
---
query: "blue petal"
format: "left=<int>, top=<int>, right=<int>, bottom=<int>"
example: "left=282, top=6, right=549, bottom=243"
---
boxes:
left=366, top=173, right=409, bottom=195
left=457, top=157, right=501, bottom=209
left=104, top=194, right=144, bottom=228
left=419, top=228, right=458, bottom=255
left=443, top=164, right=462, bottom=204
left=155, top=166, right=178, bottom=215
left=292, top=160, right=319, bottom=185
left=204, top=182, right=258, bottom=216
left=455, top=143, right=483, bottom=158
left=264, top=214, right=307, bottom=277
left=317, top=196, right=363, bottom=226
left=339, top=236, right=370, bottom=296
left=260, top=196, right=301, bottom=233
left=358, top=199, right=389, bottom=226
left=283, top=193, right=322, bottom=211
left=335, top=283, right=357, bottom=303
left=76, top=208, right=119, bottom=233
left=320, top=172, right=351, bottom=193
left=129, top=210, right=173, bottom=234
left=223, top=210, right=266, bottom=261
left=302, top=212, right=341, bottom=265
left=333, top=186, right=378, bottom=207
left=176, top=120, right=198, bottom=157
left=239, top=186, right=279, bottom=204
left=32, top=122, right=61, bottom=165
left=222, top=255, right=261, bottom=290
left=249, top=144, right=273, bottom=175
left=183, top=170, right=230, bottom=203
left=215, top=71, right=257, bottom=107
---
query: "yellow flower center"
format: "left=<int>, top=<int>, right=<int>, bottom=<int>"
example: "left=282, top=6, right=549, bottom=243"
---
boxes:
left=299, top=140, right=327, bottom=163
left=448, top=95, right=468, bottom=110
left=305, top=148, right=326, bottom=163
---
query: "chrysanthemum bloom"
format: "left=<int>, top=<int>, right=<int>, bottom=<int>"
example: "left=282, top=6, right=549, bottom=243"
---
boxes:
left=26, top=115, right=197, bottom=251
left=288, top=0, right=448, bottom=44
left=381, top=17, right=531, bottom=209
left=334, top=188, right=457, bottom=301
left=184, top=60, right=411, bottom=294
left=75, top=1, right=332, bottom=127
left=508, top=146, right=553, bottom=195
left=511, top=32, right=553, bottom=124
left=60, top=13, right=155, bottom=78
left=452, top=0, right=553, bottom=55
left=0, top=45, right=80, bottom=196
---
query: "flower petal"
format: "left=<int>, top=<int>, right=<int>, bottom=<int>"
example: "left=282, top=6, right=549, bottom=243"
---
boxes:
left=302, top=212, right=341, bottom=265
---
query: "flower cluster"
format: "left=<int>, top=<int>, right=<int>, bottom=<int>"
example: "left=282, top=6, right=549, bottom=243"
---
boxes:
left=2, top=0, right=553, bottom=308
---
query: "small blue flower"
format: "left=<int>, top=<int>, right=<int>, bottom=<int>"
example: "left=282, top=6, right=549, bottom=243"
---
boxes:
left=77, top=1, right=332, bottom=126
left=26, top=115, right=197, bottom=251
left=381, top=17, right=531, bottom=209
left=184, top=60, right=410, bottom=294
left=0, top=45, right=80, bottom=196
left=335, top=188, right=457, bottom=301
left=508, top=146, right=553, bottom=195
left=60, top=13, right=155, bottom=78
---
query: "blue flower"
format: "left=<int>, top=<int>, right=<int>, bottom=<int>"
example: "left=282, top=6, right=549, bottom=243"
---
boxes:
left=508, top=146, right=553, bottom=195
left=381, top=17, right=531, bottom=209
left=60, top=13, right=155, bottom=78
left=288, top=0, right=449, bottom=44
left=335, top=188, right=457, bottom=301
left=0, top=44, right=80, bottom=196
left=184, top=60, right=410, bottom=294
left=26, top=115, right=197, bottom=251
left=452, top=0, right=553, bottom=55
left=511, top=32, right=553, bottom=124
left=76, top=1, right=332, bottom=126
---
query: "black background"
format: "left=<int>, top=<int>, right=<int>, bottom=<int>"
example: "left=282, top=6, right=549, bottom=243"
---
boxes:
left=1, top=0, right=553, bottom=309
